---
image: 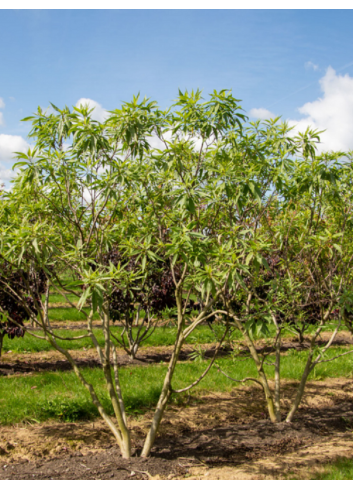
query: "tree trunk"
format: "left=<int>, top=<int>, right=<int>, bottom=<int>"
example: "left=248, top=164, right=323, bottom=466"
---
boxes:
left=234, top=319, right=279, bottom=422
left=42, top=308, right=132, bottom=458
left=274, top=329, right=281, bottom=422
left=127, top=322, right=138, bottom=360
left=141, top=290, right=185, bottom=457
left=286, top=352, right=313, bottom=423
left=298, top=330, right=304, bottom=344
left=141, top=337, right=183, bottom=457
left=129, top=342, right=138, bottom=360
left=102, top=306, right=131, bottom=458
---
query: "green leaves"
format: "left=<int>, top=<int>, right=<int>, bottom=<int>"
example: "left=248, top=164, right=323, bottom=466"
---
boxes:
left=5, top=89, right=353, bottom=343
left=172, top=88, right=246, bottom=140
left=245, top=318, right=271, bottom=340
left=74, top=261, right=136, bottom=313
left=77, top=285, right=92, bottom=311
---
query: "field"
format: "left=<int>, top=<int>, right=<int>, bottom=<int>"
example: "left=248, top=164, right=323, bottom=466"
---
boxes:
left=1, top=295, right=353, bottom=480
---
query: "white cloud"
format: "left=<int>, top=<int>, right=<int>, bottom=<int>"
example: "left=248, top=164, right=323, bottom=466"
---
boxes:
left=0, top=98, right=5, bottom=109
left=0, top=165, right=16, bottom=181
left=288, top=67, right=353, bottom=152
left=249, top=108, right=276, bottom=120
left=75, top=98, right=108, bottom=123
left=305, top=61, right=319, bottom=71
left=0, top=134, right=29, bottom=162
left=146, top=130, right=173, bottom=151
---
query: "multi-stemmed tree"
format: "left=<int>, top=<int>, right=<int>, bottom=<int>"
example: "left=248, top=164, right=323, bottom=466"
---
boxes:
left=1, top=91, right=353, bottom=458
left=0, top=90, right=250, bottom=457
left=217, top=144, right=353, bottom=423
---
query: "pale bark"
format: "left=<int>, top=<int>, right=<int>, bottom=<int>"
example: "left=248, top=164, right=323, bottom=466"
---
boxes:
left=46, top=332, right=126, bottom=452
left=274, top=327, right=281, bottom=422
left=29, top=298, right=132, bottom=458
left=233, top=317, right=278, bottom=422
left=101, top=306, right=131, bottom=458
left=286, top=320, right=339, bottom=423
left=285, top=351, right=313, bottom=423
left=141, top=290, right=185, bottom=457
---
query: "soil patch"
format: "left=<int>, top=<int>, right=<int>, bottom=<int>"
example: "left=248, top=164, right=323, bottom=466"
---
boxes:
left=0, top=343, right=229, bottom=376
left=48, top=303, right=78, bottom=309
left=24, top=320, right=103, bottom=330
left=1, top=378, right=353, bottom=479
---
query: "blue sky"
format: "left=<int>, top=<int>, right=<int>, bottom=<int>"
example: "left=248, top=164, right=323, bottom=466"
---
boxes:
left=1, top=9, right=353, bottom=185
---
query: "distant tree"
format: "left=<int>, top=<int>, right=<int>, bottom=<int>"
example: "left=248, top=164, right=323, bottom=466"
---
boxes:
left=102, top=248, right=178, bottom=359
left=0, top=261, right=47, bottom=357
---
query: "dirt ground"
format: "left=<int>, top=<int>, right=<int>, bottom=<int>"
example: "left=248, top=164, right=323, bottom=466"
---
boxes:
left=1, top=377, right=353, bottom=480
left=0, top=343, right=227, bottom=376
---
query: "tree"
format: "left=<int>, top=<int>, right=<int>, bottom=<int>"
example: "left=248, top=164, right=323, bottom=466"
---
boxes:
left=2, top=91, right=352, bottom=458
left=216, top=138, right=353, bottom=423
left=0, top=99, right=158, bottom=458
left=103, top=248, right=178, bottom=359
left=0, top=195, right=47, bottom=357
left=0, top=91, right=248, bottom=457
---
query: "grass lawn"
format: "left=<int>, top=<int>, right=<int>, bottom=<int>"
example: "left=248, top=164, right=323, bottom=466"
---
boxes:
left=46, top=292, right=79, bottom=304
left=311, top=457, right=353, bottom=480
left=2, top=323, right=240, bottom=353
left=5, top=305, right=347, bottom=355
left=47, top=307, right=100, bottom=322
left=1, top=346, right=352, bottom=424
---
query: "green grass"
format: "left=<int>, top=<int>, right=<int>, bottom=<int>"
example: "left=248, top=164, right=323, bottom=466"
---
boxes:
left=3, top=327, right=105, bottom=353
left=3, top=318, right=350, bottom=355
left=47, top=307, right=100, bottom=322
left=282, top=346, right=353, bottom=380
left=1, top=346, right=353, bottom=425
left=6, top=315, right=349, bottom=356
left=3, top=323, right=238, bottom=353
left=46, top=292, right=79, bottom=304
left=261, top=320, right=344, bottom=339
left=311, top=457, right=353, bottom=480
left=0, top=360, right=237, bottom=424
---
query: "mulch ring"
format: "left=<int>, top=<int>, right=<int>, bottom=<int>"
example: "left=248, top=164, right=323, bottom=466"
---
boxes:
left=1, top=452, right=183, bottom=480
left=1, top=378, right=353, bottom=479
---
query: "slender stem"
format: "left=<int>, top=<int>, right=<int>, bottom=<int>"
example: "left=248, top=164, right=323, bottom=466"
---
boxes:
left=230, top=314, right=277, bottom=422
left=217, top=367, right=265, bottom=389
left=101, top=304, right=131, bottom=458
left=141, top=288, right=185, bottom=457
left=274, top=330, right=281, bottom=422
left=271, top=313, right=282, bottom=422
left=172, top=321, right=231, bottom=394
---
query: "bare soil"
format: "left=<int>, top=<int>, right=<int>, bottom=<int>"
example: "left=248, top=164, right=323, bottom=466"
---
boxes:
left=0, top=343, right=229, bottom=376
left=24, top=320, right=103, bottom=330
left=1, top=378, right=353, bottom=479
left=1, top=331, right=352, bottom=377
